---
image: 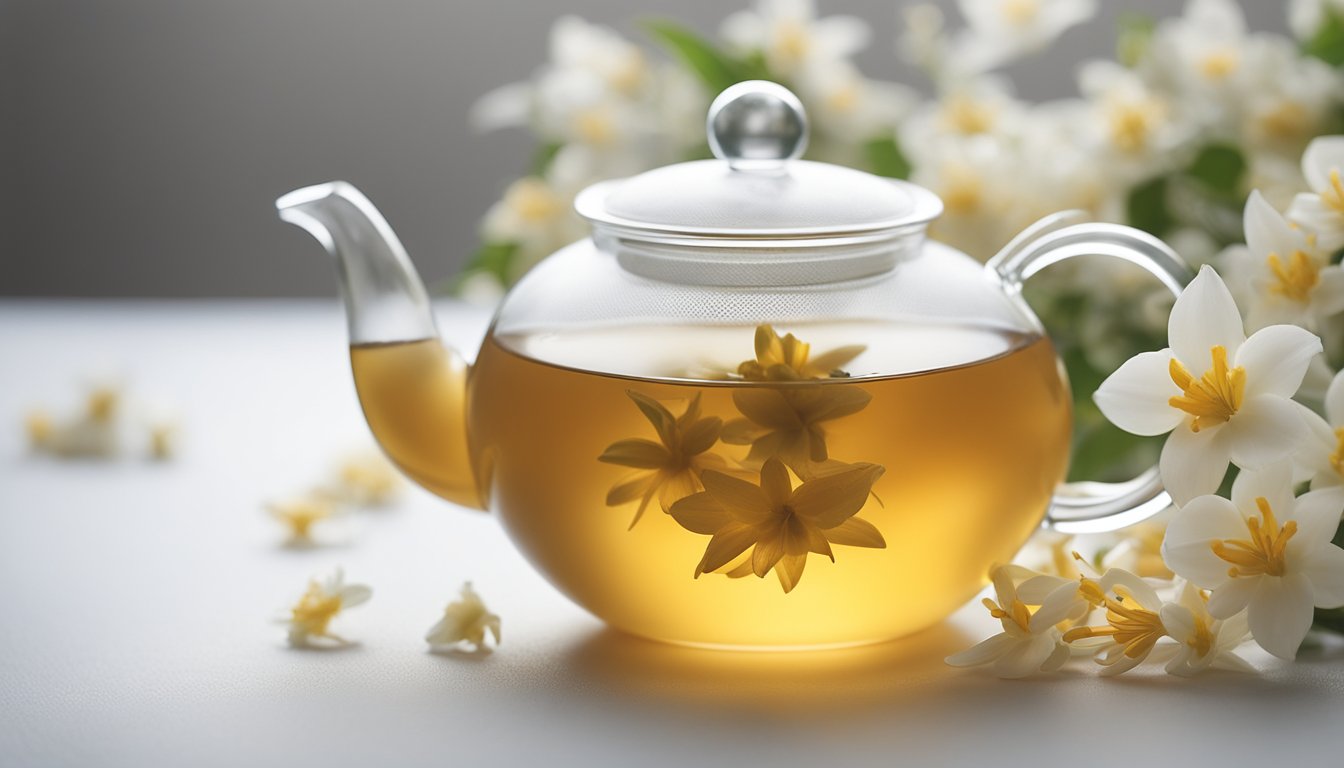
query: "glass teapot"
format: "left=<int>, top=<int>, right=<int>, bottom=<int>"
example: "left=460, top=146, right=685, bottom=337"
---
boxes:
left=277, top=81, right=1191, bottom=649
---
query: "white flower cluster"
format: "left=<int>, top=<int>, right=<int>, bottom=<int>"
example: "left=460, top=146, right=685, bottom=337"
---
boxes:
left=465, top=0, right=1344, bottom=296
left=953, top=137, right=1344, bottom=677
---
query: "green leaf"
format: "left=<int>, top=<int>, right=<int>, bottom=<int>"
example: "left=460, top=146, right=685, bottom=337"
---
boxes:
left=459, top=241, right=519, bottom=286
left=1185, top=142, right=1247, bottom=194
left=530, top=142, right=564, bottom=176
left=863, top=135, right=912, bottom=179
left=644, top=20, right=745, bottom=93
left=1125, top=175, right=1175, bottom=237
left=1116, top=12, right=1155, bottom=68
left=1304, top=8, right=1344, bottom=67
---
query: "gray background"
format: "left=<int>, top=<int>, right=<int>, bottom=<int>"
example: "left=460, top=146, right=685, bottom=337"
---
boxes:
left=1, top=0, right=1285, bottom=297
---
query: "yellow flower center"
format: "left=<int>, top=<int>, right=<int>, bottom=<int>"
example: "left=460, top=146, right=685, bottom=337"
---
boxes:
left=774, top=19, right=810, bottom=64
left=941, top=168, right=984, bottom=215
left=1211, top=496, right=1298, bottom=578
left=290, top=583, right=342, bottom=636
left=1266, top=250, right=1321, bottom=303
left=1323, top=168, right=1344, bottom=215
left=1188, top=612, right=1215, bottom=658
left=87, top=389, right=118, bottom=423
left=1199, top=49, right=1239, bottom=80
left=573, top=107, right=616, bottom=145
left=1108, top=100, right=1162, bottom=153
left=942, top=96, right=995, bottom=135
left=1000, top=0, right=1040, bottom=26
left=1063, top=586, right=1166, bottom=659
left=509, top=179, right=562, bottom=222
left=1259, top=101, right=1309, bottom=141
left=982, top=596, right=1032, bottom=632
left=1330, top=427, right=1344, bottom=477
left=826, top=82, right=859, bottom=114
left=1077, top=577, right=1108, bottom=608
left=1168, top=345, right=1245, bottom=432
left=607, top=52, right=646, bottom=95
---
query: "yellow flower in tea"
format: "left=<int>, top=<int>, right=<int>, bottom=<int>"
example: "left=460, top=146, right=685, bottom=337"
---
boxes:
left=599, top=391, right=727, bottom=528
left=268, top=496, right=335, bottom=544
left=723, top=385, right=872, bottom=472
left=669, top=458, right=886, bottom=593
left=280, top=568, right=371, bottom=648
left=425, top=582, right=501, bottom=653
left=738, top=324, right=865, bottom=381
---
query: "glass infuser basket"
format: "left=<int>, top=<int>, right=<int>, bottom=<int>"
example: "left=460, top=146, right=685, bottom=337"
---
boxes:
left=277, top=81, right=1192, bottom=649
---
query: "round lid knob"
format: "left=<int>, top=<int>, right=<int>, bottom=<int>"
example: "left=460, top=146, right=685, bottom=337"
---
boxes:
left=707, top=81, right=809, bottom=170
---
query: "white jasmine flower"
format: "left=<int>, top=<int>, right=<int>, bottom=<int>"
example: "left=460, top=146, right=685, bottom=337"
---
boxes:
left=27, top=385, right=123, bottom=459
left=1226, top=190, right=1344, bottom=332
left=1298, top=368, right=1344, bottom=489
left=1094, top=265, right=1320, bottom=504
left=1288, top=136, right=1344, bottom=253
left=952, top=0, right=1098, bottom=73
left=1101, top=519, right=1174, bottom=580
left=794, top=59, right=915, bottom=143
left=1239, top=39, right=1340, bottom=154
left=1073, top=61, right=1188, bottom=184
left=426, top=582, right=501, bottom=653
left=281, top=568, right=371, bottom=648
left=1061, top=568, right=1169, bottom=675
left=945, top=565, right=1070, bottom=678
left=1162, top=462, right=1344, bottom=659
left=721, top=0, right=870, bottom=79
left=1159, top=580, right=1253, bottom=676
left=910, top=135, right=1017, bottom=260
left=479, top=174, right=587, bottom=278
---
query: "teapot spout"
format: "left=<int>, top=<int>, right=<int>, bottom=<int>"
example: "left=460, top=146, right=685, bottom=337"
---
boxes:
left=276, top=181, right=438, bottom=345
left=277, top=182, right=484, bottom=510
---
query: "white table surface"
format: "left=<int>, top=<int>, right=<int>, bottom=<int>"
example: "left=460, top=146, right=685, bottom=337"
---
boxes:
left=2, top=299, right=1342, bottom=768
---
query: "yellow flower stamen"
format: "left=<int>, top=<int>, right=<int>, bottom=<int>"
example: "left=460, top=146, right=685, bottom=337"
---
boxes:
left=508, top=178, right=562, bottom=222
left=26, top=410, right=53, bottom=448
left=1062, top=586, right=1166, bottom=659
left=1259, top=101, right=1308, bottom=141
left=1323, top=168, right=1344, bottom=215
left=1000, top=0, right=1040, bottom=26
left=773, top=19, right=810, bottom=63
left=1330, top=427, right=1344, bottom=477
left=1108, top=100, right=1163, bottom=153
left=573, top=107, right=616, bottom=145
left=290, top=581, right=344, bottom=637
left=941, top=169, right=984, bottom=215
left=1199, top=49, right=1239, bottom=80
left=1168, top=345, right=1245, bottom=431
left=1266, top=250, right=1321, bottom=303
left=1210, top=497, right=1297, bottom=578
left=982, top=596, right=1032, bottom=632
left=1189, top=613, right=1215, bottom=658
left=942, top=97, right=995, bottom=135
left=87, top=388, right=119, bottom=423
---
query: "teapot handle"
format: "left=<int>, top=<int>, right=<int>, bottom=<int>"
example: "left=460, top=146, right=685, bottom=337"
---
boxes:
left=987, top=211, right=1194, bottom=535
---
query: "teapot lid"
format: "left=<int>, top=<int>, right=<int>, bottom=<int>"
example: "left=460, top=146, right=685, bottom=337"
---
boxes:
left=574, top=81, right=942, bottom=240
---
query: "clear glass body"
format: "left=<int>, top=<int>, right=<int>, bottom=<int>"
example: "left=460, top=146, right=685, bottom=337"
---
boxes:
left=357, top=237, right=1072, bottom=647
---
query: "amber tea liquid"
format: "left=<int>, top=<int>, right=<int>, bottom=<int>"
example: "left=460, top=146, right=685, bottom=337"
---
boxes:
left=354, top=322, right=1072, bottom=648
